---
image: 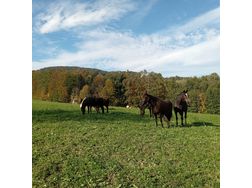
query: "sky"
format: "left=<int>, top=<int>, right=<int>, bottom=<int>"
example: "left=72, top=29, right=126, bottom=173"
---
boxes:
left=32, top=0, right=220, bottom=77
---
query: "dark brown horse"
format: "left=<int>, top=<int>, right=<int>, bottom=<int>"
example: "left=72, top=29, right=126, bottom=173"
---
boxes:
left=80, top=97, right=106, bottom=114
left=95, top=98, right=109, bottom=113
left=141, top=92, right=173, bottom=128
left=80, top=97, right=94, bottom=114
left=174, top=90, right=190, bottom=126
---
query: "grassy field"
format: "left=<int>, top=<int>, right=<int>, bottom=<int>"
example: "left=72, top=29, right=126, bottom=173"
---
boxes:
left=32, top=100, right=220, bottom=188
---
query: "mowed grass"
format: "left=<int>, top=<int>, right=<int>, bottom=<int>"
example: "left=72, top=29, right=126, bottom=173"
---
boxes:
left=32, top=100, right=220, bottom=188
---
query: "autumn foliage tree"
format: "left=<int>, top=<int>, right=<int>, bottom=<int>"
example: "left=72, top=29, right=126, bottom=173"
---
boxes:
left=32, top=67, right=220, bottom=114
left=80, top=84, right=91, bottom=99
left=92, top=73, right=105, bottom=95
left=198, top=93, right=207, bottom=113
left=100, top=79, right=115, bottom=99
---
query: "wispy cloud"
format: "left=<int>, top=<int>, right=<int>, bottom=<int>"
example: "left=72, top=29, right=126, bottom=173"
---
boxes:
left=170, top=7, right=220, bottom=33
left=127, top=0, right=159, bottom=27
left=35, top=0, right=136, bottom=34
left=33, top=6, right=220, bottom=76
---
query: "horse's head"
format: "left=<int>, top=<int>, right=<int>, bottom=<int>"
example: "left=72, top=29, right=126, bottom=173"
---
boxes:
left=138, top=92, right=152, bottom=116
left=142, top=92, right=151, bottom=107
left=138, top=100, right=146, bottom=116
left=181, top=90, right=190, bottom=106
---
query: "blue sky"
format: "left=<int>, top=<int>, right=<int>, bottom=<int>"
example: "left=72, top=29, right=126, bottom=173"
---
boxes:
left=32, top=0, right=219, bottom=77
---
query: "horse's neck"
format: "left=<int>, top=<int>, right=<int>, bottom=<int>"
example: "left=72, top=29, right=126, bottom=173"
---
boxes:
left=148, top=94, right=157, bottom=100
left=175, top=95, right=187, bottom=110
left=149, top=96, right=159, bottom=107
left=175, top=97, right=182, bottom=108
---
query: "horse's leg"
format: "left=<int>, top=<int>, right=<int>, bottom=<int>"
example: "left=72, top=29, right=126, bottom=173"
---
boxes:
left=180, top=111, right=184, bottom=126
left=95, top=106, right=99, bottom=113
left=84, top=105, right=86, bottom=114
left=101, top=106, right=104, bottom=114
left=185, top=110, right=187, bottom=126
left=106, top=106, right=108, bottom=113
left=160, top=114, right=164, bottom=128
left=175, top=109, right=178, bottom=126
left=154, top=114, right=158, bottom=127
left=141, top=108, right=144, bottom=116
left=164, top=114, right=170, bottom=128
left=82, top=105, right=85, bottom=114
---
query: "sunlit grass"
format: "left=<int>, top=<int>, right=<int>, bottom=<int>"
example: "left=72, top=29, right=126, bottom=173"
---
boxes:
left=33, top=100, right=220, bottom=187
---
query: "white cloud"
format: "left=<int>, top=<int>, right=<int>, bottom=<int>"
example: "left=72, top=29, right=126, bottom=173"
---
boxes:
left=33, top=7, right=220, bottom=77
left=166, top=7, right=220, bottom=34
left=36, top=0, right=136, bottom=34
left=143, top=36, right=220, bottom=73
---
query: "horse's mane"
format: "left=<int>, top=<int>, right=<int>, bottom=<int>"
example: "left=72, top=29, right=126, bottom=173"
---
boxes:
left=177, top=91, right=184, bottom=97
left=176, top=90, right=188, bottom=102
left=146, top=93, right=158, bottom=100
left=145, top=94, right=159, bottom=101
left=145, top=93, right=162, bottom=106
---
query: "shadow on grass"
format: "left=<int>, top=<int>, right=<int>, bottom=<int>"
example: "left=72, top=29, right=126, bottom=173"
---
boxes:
left=32, top=108, right=150, bottom=125
left=189, top=121, right=219, bottom=127
left=32, top=108, right=219, bottom=128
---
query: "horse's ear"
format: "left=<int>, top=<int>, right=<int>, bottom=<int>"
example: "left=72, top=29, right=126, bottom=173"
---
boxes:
left=183, top=90, right=185, bottom=93
left=185, top=89, right=188, bottom=93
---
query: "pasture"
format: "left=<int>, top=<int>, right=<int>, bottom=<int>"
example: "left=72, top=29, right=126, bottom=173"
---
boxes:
left=32, top=100, right=220, bottom=187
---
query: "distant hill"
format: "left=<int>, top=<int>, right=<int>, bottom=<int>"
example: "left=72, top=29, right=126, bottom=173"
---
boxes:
left=34, top=66, right=107, bottom=74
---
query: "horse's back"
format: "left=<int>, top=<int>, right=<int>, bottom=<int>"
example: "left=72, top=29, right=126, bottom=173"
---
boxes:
left=161, top=99, right=172, bottom=108
left=153, top=99, right=172, bottom=113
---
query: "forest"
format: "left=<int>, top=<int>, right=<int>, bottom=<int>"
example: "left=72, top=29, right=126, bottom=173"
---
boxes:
left=32, top=67, right=220, bottom=114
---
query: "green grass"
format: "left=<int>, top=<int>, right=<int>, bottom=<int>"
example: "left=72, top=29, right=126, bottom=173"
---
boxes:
left=32, top=100, right=220, bottom=188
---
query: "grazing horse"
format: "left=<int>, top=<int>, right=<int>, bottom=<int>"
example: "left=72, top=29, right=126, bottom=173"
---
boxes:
left=141, top=92, right=173, bottom=128
left=80, top=97, right=109, bottom=114
left=174, top=90, right=190, bottom=126
left=138, top=101, right=152, bottom=117
left=93, top=97, right=106, bottom=113
left=80, top=97, right=105, bottom=114
left=92, top=98, right=109, bottom=113
left=80, top=97, right=94, bottom=114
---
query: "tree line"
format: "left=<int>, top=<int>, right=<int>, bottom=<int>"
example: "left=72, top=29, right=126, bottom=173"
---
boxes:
left=32, top=67, right=220, bottom=114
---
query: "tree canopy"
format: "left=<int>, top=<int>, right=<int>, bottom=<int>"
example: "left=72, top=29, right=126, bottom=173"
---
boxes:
left=32, top=67, right=220, bottom=114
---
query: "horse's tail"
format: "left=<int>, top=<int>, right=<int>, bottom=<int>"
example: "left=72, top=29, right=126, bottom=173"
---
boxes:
left=167, top=102, right=173, bottom=121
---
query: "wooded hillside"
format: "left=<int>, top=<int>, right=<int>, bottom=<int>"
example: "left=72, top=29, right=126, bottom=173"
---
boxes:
left=32, top=67, right=220, bottom=114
